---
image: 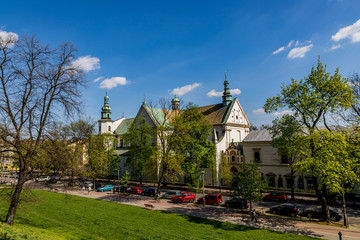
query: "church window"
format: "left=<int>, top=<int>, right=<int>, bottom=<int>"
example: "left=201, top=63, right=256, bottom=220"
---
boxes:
left=231, top=155, right=236, bottom=163
left=108, top=126, right=111, bottom=132
left=254, top=151, right=260, bottom=163
left=230, top=167, right=238, bottom=174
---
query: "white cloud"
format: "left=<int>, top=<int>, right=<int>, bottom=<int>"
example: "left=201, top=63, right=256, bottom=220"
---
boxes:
left=332, top=19, right=360, bottom=42
left=207, top=89, right=222, bottom=97
left=100, top=77, right=128, bottom=89
left=273, top=46, right=285, bottom=55
left=207, top=88, right=241, bottom=97
left=295, top=40, right=300, bottom=46
left=72, top=55, right=100, bottom=73
left=287, top=44, right=313, bottom=59
left=171, top=83, right=200, bottom=96
left=0, top=30, right=18, bottom=48
left=93, top=77, right=103, bottom=83
left=273, top=110, right=293, bottom=117
left=252, top=108, right=265, bottom=115
left=287, top=40, right=294, bottom=48
left=331, top=44, right=341, bottom=50
left=230, top=88, right=241, bottom=95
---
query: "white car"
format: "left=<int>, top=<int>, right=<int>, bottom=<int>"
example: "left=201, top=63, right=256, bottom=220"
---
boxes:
left=35, top=176, right=50, bottom=182
left=162, top=190, right=182, bottom=199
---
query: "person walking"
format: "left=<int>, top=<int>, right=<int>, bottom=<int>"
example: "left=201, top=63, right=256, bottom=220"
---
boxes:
left=251, top=209, right=258, bottom=222
left=88, top=186, right=91, bottom=195
left=82, top=186, right=85, bottom=192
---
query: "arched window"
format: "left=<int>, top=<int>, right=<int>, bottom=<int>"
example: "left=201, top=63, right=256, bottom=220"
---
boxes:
left=108, top=126, right=111, bottom=132
left=231, top=155, right=236, bottom=163
left=230, top=167, right=238, bottom=174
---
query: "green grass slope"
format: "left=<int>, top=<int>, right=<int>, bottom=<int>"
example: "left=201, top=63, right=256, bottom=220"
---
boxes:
left=0, top=189, right=317, bottom=240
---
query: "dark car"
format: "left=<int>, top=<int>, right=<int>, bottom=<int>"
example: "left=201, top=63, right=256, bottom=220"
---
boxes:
left=113, top=185, right=131, bottom=193
left=197, top=194, right=222, bottom=206
left=224, top=197, right=249, bottom=209
left=263, top=192, right=287, bottom=202
left=270, top=203, right=299, bottom=217
left=303, top=206, right=342, bottom=221
left=142, top=187, right=157, bottom=197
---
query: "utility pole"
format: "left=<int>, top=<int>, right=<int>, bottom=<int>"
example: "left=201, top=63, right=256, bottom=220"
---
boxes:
left=118, top=168, right=120, bottom=195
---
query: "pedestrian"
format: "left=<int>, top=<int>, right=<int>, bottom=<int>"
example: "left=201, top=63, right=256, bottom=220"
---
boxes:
left=251, top=209, right=258, bottom=222
left=82, top=186, right=85, bottom=192
left=88, top=186, right=91, bottom=195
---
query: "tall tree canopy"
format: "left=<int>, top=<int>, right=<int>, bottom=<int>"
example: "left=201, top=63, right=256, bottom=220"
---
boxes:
left=264, top=57, right=355, bottom=222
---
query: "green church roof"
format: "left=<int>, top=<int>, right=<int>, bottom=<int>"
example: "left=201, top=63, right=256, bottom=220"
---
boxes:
left=114, top=118, right=135, bottom=135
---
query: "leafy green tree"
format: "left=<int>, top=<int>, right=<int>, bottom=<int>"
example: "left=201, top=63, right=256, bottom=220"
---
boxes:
left=266, top=114, right=302, bottom=200
left=218, top=153, right=232, bottom=189
left=341, top=73, right=360, bottom=123
left=232, top=162, right=267, bottom=211
left=264, top=57, right=355, bottom=222
left=294, top=128, right=360, bottom=226
left=172, top=103, right=215, bottom=190
left=123, top=117, right=155, bottom=184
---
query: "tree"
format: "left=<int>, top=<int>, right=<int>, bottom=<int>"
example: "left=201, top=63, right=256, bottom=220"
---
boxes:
left=172, top=103, right=215, bottom=190
left=0, top=35, right=85, bottom=225
left=294, top=128, right=360, bottom=227
left=218, top=153, right=232, bottom=189
left=341, top=73, right=360, bottom=124
left=86, top=133, right=117, bottom=185
left=264, top=57, right=355, bottom=222
left=146, top=99, right=183, bottom=192
left=122, top=117, right=155, bottom=184
left=232, top=162, right=267, bottom=212
left=266, top=114, right=302, bottom=200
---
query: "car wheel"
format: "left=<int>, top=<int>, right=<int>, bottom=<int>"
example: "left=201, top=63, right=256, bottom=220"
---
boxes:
left=307, top=213, right=312, bottom=218
left=330, top=215, right=337, bottom=221
left=291, top=213, right=296, bottom=217
left=189, top=199, right=194, bottom=203
left=101, top=189, right=104, bottom=192
left=271, top=210, right=275, bottom=214
left=215, top=203, right=219, bottom=206
left=225, top=203, right=230, bottom=208
left=176, top=199, right=181, bottom=204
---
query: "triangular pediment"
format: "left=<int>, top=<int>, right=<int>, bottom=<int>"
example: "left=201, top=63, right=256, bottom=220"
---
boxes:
left=222, top=98, right=250, bottom=126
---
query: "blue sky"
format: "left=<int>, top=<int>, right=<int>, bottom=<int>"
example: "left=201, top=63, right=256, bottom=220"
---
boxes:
left=1, top=0, right=360, bottom=127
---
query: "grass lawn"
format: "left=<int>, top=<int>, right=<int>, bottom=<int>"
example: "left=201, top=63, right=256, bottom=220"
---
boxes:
left=0, top=189, right=318, bottom=240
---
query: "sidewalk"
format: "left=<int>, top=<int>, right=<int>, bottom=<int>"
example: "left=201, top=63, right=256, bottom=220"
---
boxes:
left=67, top=189, right=360, bottom=240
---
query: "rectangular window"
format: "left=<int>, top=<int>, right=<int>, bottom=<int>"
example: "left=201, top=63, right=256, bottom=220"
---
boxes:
left=254, top=151, right=260, bottom=163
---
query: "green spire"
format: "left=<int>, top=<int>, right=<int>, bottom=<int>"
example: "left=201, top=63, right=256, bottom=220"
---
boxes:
left=142, top=96, right=147, bottom=106
left=101, top=91, right=111, bottom=119
left=172, top=95, right=180, bottom=110
left=222, top=73, right=232, bottom=106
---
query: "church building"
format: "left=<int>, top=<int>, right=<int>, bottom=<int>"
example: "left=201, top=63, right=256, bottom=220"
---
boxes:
left=98, top=75, right=252, bottom=185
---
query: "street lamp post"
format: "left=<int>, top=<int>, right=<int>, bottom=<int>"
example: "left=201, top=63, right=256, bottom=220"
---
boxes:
left=201, top=170, right=205, bottom=207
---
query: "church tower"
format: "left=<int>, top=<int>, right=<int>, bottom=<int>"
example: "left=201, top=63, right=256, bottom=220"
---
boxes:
left=98, top=92, right=113, bottom=134
left=222, top=73, right=232, bottom=106
left=171, top=95, right=180, bottom=110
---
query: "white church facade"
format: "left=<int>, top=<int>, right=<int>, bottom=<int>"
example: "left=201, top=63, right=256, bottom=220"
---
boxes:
left=98, top=75, right=311, bottom=189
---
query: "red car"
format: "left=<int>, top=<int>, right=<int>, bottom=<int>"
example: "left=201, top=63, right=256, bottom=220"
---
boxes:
left=172, top=193, right=195, bottom=203
left=197, top=194, right=222, bottom=206
left=129, top=187, right=143, bottom=194
left=263, top=192, right=287, bottom=202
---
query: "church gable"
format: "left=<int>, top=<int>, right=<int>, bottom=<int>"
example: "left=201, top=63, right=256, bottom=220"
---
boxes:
left=222, top=98, right=250, bottom=126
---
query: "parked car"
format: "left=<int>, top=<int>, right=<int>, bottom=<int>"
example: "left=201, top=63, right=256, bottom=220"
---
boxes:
left=35, top=176, right=50, bottom=182
left=10, top=173, right=19, bottom=179
left=129, top=186, right=143, bottom=194
left=263, top=192, right=287, bottom=202
left=197, top=194, right=222, bottom=206
left=142, top=187, right=158, bottom=197
left=270, top=203, right=299, bottom=217
left=302, top=206, right=342, bottom=221
left=172, top=193, right=195, bottom=203
left=49, top=175, right=61, bottom=183
left=162, top=190, right=182, bottom=199
left=224, top=197, right=249, bottom=209
left=81, top=181, right=93, bottom=188
left=113, top=185, right=132, bottom=193
left=97, top=185, right=114, bottom=192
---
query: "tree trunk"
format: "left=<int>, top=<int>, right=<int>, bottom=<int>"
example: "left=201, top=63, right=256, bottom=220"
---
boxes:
left=342, top=193, right=348, bottom=228
left=5, top=171, right=26, bottom=225
left=313, top=177, right=330, bottom=222
left=290, top=169, right=295, bottom=201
